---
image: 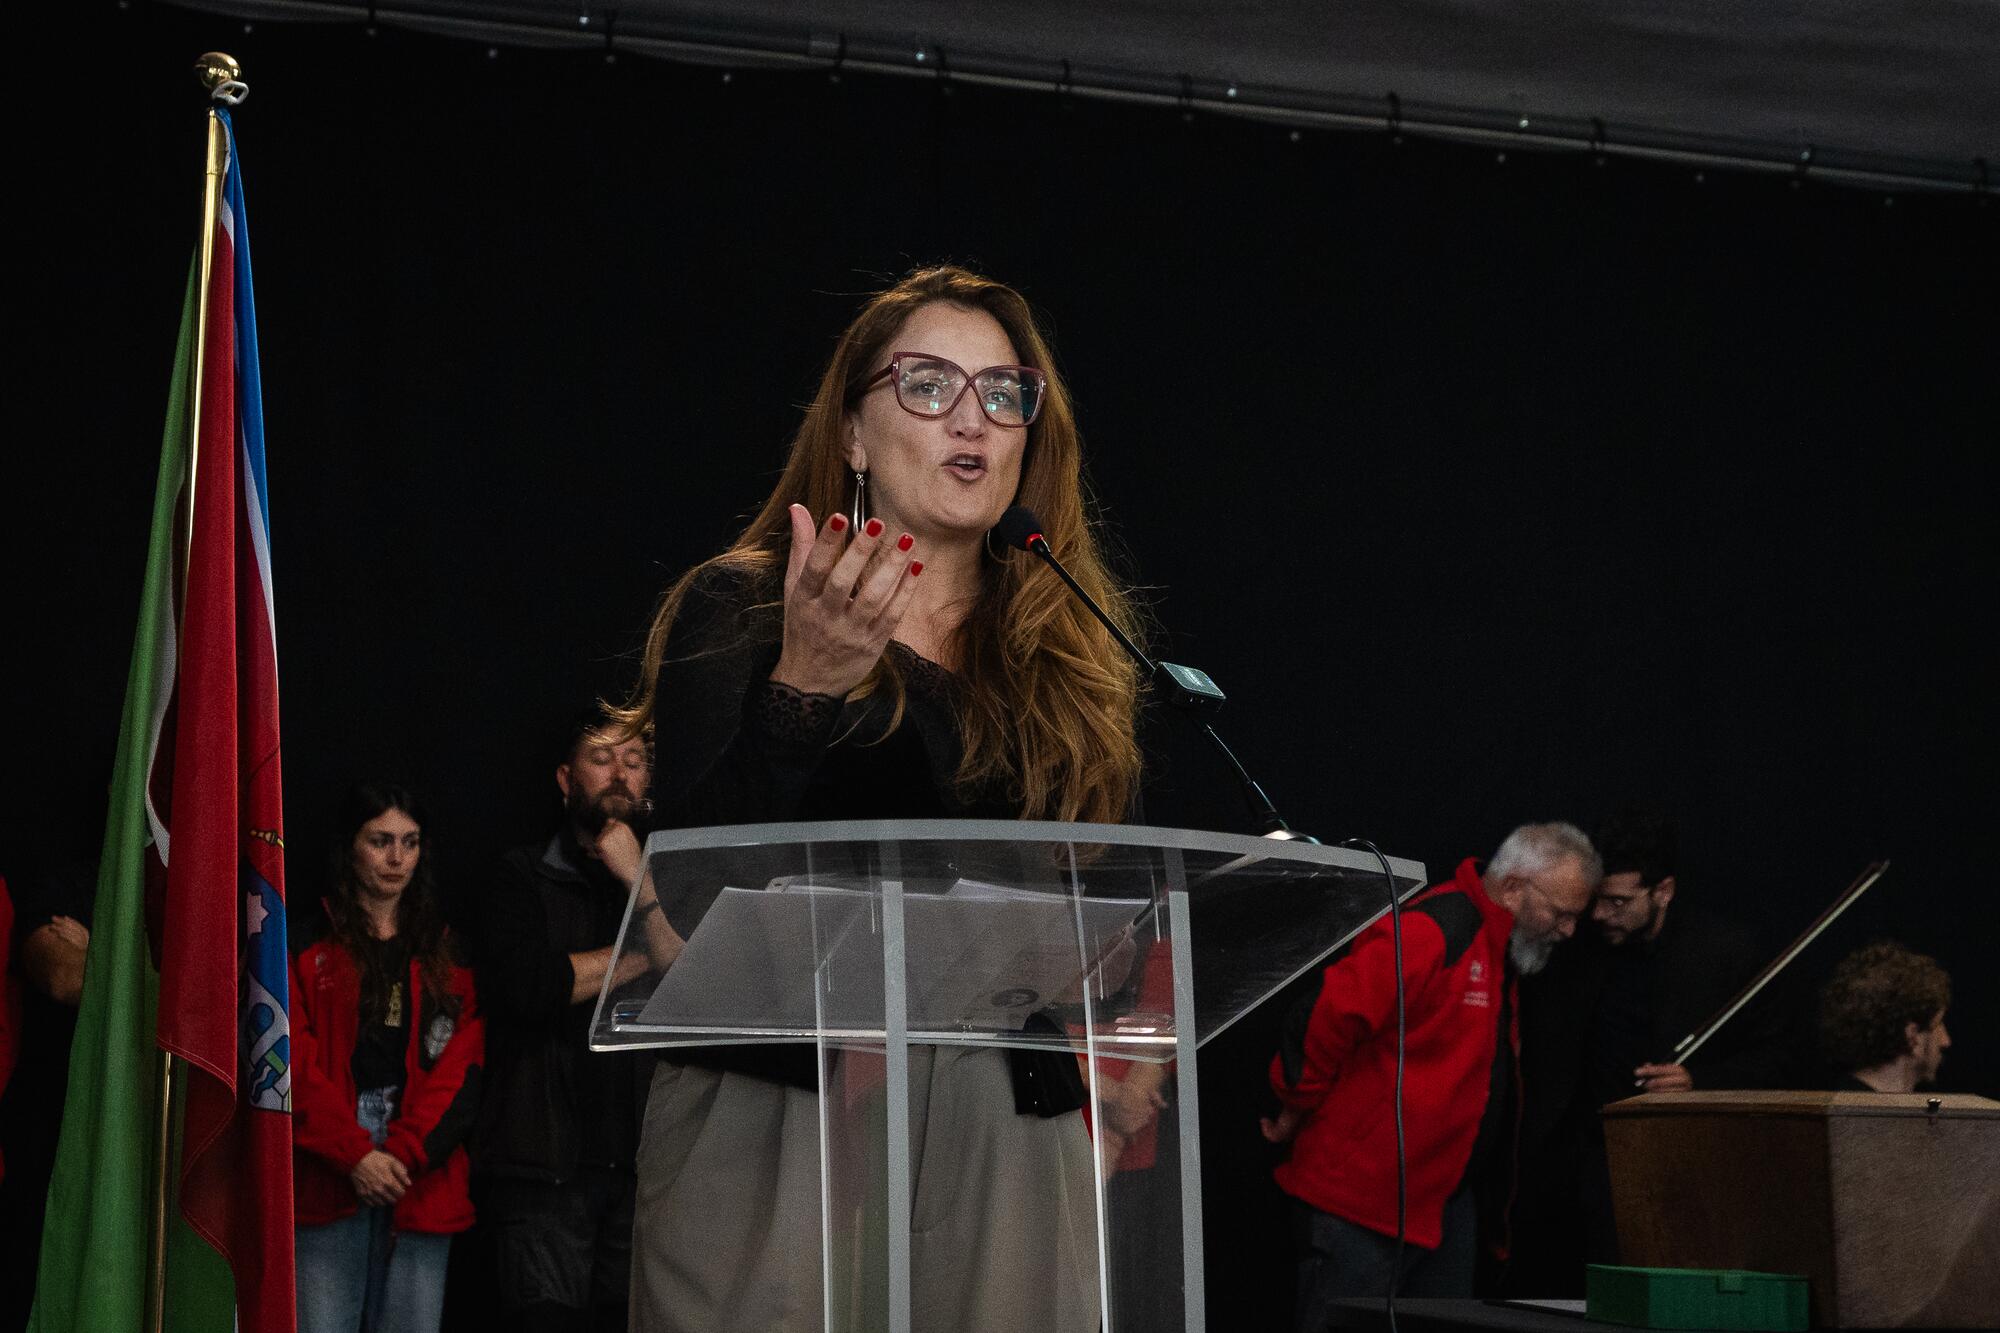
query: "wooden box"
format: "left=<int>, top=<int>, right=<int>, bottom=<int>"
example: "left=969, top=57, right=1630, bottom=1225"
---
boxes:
left=1602, top=1091, right=2000, bottom=1328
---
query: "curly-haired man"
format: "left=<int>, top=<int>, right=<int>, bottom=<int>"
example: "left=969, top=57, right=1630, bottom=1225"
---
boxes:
left=1818, top=941, right=1952, bottom=1093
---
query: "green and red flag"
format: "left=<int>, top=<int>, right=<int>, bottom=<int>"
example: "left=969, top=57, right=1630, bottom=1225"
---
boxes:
left=31, top=105, right=293, bottom=1333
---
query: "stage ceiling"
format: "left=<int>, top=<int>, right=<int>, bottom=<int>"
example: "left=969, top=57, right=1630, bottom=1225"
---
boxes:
left=179, top=2, right=1999, bottom=190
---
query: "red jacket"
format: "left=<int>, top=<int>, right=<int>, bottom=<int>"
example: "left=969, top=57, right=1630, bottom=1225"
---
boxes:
left=1270, top=857, right=1518, bottom=1248
left=1078, top=936, right=1177, bottom=1174
left=291, top=924, right=484, bottom=1232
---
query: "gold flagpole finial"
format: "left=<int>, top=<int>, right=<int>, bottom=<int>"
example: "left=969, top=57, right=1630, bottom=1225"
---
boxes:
left=193, top=52, right=248, bottom=103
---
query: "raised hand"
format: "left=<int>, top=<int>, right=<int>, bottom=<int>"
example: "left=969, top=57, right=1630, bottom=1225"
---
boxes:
left=595, top=818, right=644, bottom=888
left=772, top=504, right=923, bottom=699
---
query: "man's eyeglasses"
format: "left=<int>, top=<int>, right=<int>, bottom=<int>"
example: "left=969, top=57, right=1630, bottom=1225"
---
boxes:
left=862, top=351, right=1047, bottom=428
left=1595, top=883, right=1656, bottom=911
left=1521, top=878, right=1583, bottom=928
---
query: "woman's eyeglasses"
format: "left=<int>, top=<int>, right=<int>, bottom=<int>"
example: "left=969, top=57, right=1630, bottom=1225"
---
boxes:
left=861, top=351, right=1047, bottom=427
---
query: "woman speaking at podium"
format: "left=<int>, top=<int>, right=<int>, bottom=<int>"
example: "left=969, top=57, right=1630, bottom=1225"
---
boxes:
left=608, top=266, right=1145, bottom=1332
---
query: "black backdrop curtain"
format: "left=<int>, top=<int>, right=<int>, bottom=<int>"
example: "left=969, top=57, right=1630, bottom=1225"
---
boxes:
left=5, top=4, right=1994, bottom=1325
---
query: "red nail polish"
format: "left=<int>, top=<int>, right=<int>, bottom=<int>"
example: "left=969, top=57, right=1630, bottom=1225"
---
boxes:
left=897, top=533, right=914, bottom=552
left=864, top=518, right=884, bottom=538
left=909, top=561, right=924, bottom=577
left=828, top=513, right=847, bottom=532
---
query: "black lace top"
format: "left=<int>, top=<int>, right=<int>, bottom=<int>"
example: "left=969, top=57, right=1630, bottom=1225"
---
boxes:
left=649, top=565, right=1017, bottom=829
left=646, top=565, right=1082, bottom=1113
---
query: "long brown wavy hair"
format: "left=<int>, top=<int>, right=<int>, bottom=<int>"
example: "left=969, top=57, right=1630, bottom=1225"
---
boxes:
left=610, top=266, right=1144, bottom=824
left=325, top=781, right=457, bottom=1023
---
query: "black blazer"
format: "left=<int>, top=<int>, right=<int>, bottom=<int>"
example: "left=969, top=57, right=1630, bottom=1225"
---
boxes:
left=642, top=563, right=1086, bottom=1113
left=1519, top=900, right=1797, bottom=1159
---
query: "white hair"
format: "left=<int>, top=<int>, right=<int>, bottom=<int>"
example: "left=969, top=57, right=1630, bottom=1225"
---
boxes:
left=1487, top=821, right=1603, bottom=887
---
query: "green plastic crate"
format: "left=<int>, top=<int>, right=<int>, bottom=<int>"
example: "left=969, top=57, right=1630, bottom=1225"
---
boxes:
left=1585, top=1264, right=1809, bottom=1331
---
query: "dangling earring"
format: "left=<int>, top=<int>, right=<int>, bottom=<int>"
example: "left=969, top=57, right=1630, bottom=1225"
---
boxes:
left=984, top=527, right=1009, bottom=563
left=849, top=469, right=869, bottom=531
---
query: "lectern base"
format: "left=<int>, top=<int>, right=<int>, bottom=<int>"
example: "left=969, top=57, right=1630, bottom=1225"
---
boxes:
left=630, top=1050, right=1099, bottom=1333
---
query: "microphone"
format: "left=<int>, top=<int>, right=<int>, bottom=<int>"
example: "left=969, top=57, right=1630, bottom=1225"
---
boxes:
left=991, top=505, right=1046, bottom=555
left=991, top=505, right=1311, bottom=840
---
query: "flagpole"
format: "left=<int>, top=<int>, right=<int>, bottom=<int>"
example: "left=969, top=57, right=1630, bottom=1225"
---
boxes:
left=145, top=51, right=243, bottom=1333
left=183, top=52, right=237, bottom=597
left=145, top=1047, right=177, bottom=1333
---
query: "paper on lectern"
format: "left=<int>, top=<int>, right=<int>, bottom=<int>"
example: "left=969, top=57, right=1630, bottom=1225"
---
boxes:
left=633, top=881, right=1146, bottom=1039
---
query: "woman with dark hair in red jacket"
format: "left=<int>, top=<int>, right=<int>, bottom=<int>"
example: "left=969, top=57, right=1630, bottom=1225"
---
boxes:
left=291, top=782, right=483, bottom=1333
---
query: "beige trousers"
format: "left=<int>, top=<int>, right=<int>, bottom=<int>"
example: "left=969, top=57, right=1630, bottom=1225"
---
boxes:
left=631, top=1047, right=1101, bottom=1333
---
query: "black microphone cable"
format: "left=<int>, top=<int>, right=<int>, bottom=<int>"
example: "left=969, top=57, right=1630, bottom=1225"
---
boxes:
left=1340, top=836, right=1406, bottom=1333
left=993, top=506, right=1404, bottom=1326
left=990, top=505, right=1307, bottom=839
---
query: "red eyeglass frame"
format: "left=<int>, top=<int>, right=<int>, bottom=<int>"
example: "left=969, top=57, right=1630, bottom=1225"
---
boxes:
left=861, top=350, right=1048, bottom=427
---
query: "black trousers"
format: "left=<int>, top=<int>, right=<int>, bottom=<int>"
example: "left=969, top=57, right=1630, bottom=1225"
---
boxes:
left=1292, top=1188, right=1477, bottom=1333
left=477, top=1167, right=636, bottom=1331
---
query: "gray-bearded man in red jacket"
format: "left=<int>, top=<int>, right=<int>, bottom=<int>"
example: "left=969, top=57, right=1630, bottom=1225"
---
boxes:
left=1263, top=822, right=1600, bottom=1328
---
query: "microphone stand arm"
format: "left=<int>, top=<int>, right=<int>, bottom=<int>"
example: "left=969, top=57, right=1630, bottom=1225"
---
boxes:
left=1025, top=537, right=1311, bottom=841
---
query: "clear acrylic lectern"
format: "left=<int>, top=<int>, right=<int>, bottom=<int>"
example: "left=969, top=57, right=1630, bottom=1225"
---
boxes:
left=590, top=820, right=1423, bottom=1333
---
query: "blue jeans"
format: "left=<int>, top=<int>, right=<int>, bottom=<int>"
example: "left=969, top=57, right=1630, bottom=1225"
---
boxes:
left=296, top=1088, right=452, bottom=1333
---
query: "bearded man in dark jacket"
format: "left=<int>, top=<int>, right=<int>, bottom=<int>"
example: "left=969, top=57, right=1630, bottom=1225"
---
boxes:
left=470, top=711, right=654, bottom=1331
left=1510, top=808, right=1796, bottom=1296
